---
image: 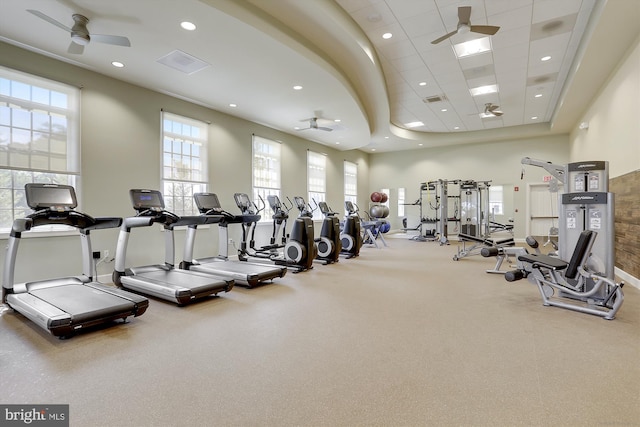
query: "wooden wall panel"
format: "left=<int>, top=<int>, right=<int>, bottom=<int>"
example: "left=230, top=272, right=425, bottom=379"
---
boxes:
left=610, top=170, right=640, bottom=279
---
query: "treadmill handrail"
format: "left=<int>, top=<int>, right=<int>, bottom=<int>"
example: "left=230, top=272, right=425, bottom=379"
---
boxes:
left=170, top=214, right=222, bottom=228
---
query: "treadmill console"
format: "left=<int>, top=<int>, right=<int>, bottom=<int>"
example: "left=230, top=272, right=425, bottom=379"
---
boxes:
left=25, top=183, right=77, bottom=210
left=194, top=192, right=222, bottom=213
left=130, top=189, right=164, bottom=212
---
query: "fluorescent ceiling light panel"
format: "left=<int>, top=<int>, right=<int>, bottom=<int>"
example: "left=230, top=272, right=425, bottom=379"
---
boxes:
left=453, top=37, right=491, bottom=58
left=469, top=84, right=498, bottom=96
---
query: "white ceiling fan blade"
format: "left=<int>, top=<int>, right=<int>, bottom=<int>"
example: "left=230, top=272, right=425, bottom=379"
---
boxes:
left=470, top=25, right=500, bottom=36
left=431, top=30, right=458, bottom=44
left=27, top=9, right=72, bottom=32
left=317, top=126, right=333, bottom=132
left=91, top=34, right=131, bottom=47
left=67, top=41, right=84, bottom=54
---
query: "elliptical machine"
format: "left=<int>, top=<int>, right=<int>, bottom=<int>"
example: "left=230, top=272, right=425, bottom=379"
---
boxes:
left=234, top=193, right=315, bottom=272
left=293, top=197, right=341, bottom=264
left=326, top=201, right=361, bottom=258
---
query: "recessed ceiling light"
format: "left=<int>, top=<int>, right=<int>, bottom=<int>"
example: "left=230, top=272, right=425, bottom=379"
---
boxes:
left=371, top=148, right=376, bottom=151
left=441, top=108, right=447, bottom=112
left=294, top=126, right=301, bottom=130
left=454, top=126, right=460, bottom=130
left=229, top=103, right=237, bottom=107
left=419, top=82, right=427, bottom=86
left=535, top=94, right=542, bottom=98
left=334, top=119, right=341, bottom=123
left=180, top=21, right=196, bottom=31
left=453, top=37, right=491, bottom=58
left=111, top=61, right=124, bottom=68
left=531, top=116, right=538, bottom=120
left=293, top=85, right=303, bottom=90
left=384, top=136, right=389, bottom=139
left=541, top=56, right=551, bottom=61
left=469, top=84, right=498, bottom=96
left=335, top=142, right=340, bottom=145
left=382, top=33, right=393, bottom=39
left=404, top=121, right=424, bottom=128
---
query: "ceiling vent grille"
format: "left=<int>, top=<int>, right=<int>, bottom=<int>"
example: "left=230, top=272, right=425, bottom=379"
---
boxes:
left=157, top=50, right=210, bottom=75
left=423, top=94, right=448, bottom=103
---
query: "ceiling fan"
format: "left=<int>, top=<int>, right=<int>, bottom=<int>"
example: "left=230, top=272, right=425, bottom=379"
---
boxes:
left=431, top=6, right=500, bottom=44
left=27, top=9, right=131, bottom=54
left=484, top=103, right=503, bottom=117
left=297, top=117, right=333, bottom=132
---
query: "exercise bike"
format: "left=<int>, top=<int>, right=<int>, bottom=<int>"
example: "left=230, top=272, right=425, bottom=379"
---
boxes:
left=234, top=193, right=315, bottom=272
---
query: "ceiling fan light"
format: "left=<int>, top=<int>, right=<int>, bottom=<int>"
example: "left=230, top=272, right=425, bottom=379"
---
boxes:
left=71, top=33, right=90, bottom=45
left=458, top=24, right=471, bottom=34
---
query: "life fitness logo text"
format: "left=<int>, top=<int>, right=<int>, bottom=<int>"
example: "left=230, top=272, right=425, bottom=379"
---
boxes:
left=1, top=405, right=68, bottom=426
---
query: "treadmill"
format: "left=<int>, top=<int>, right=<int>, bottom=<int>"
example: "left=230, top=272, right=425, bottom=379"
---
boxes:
left=180, top=193, right=287, bottom=288
left=112, top=189, right=234, bottom=305
left=2, top=183, right=148, bottom=338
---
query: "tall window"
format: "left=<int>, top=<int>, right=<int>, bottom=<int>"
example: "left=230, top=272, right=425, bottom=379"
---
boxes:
left=0, top=66, right=80, bottom=232
left=307, top=150, right=326, bottom=220
left=398, top=187, right=405, bottom=217
left=489, top=185, right=504, bottom=216
left=344, top=161, right=357, bottom=214
left=252, top=135, right=281, bottom=221
left=161, top=111, right=208, bottom=216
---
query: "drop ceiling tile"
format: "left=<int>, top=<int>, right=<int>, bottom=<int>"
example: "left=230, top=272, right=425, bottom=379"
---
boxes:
left=530, top=13, right=578, bottom=41
left=487, top=4, right=533, bottom=32
left=385, top=0, right=438, bottom=20
left=532, top=0, right=582, bottom=24
left=389, top=54, right=429, bottom=72
left=485, top=0, right=533, bottom=17
left=398, top=11, right=447, bottom=39
left=349, top=2, right=396, bottom=31
left=376, top=38, right=418, bottom=60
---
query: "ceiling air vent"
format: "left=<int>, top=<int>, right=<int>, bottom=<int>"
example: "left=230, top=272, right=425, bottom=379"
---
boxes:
left=157, top=50, right=210, bottom=75
left=423, top=94, right=448, bottom=103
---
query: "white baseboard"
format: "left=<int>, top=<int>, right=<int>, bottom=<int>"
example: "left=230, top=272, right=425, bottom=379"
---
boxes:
left=615, top=267, right=640, bottom=290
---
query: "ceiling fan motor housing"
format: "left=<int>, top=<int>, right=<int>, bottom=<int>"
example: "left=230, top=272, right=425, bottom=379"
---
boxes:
left=71, top=14, right=90, bottom=45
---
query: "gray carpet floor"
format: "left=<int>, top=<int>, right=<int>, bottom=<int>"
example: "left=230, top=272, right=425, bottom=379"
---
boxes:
left=1, top=234, right=638, bottom=426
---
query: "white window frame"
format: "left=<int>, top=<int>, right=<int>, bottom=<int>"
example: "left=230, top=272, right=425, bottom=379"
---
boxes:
left=161, top=111, right=208, bottom=216
left=0, top=66, right=80, bottom=234
left=489, top=185, right=504, bottom=216
left=344, top=161, right=357, bottom=215
left=307, top=150, right=326, bottom=220
left=252, top=135, right=281, bottom=221
left=398, top=187, right=405, bottom=217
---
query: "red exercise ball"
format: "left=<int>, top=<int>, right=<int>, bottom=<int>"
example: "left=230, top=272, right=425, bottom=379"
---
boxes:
left=370, top=192, right=382, bottom=202
left=380, top=193, right=388, bottom=203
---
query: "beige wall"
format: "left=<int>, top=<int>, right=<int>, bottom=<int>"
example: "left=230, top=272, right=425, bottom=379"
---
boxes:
left=0, top=42, right=368, bottom=283
left=369, top=135, right=570, bottom=238
left=569, top=35, right=640, bottom=176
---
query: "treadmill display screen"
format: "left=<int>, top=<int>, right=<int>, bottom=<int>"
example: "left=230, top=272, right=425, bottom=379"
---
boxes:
left=130, top=190, right=164, bottom=210
left=194, top=193, right=221, bottom=211
left=25, top=184, right=77, bottom=209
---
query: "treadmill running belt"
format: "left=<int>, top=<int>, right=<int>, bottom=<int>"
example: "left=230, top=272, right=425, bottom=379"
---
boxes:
left=30, top=284, right=136, bottom=324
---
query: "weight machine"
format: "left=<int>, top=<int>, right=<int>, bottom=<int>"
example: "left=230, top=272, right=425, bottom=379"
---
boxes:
left=506, top=158, right=624, bottom=319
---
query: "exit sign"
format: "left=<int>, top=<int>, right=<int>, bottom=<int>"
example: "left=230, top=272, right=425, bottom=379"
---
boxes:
left=543, top=175, right=553, bottom=182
